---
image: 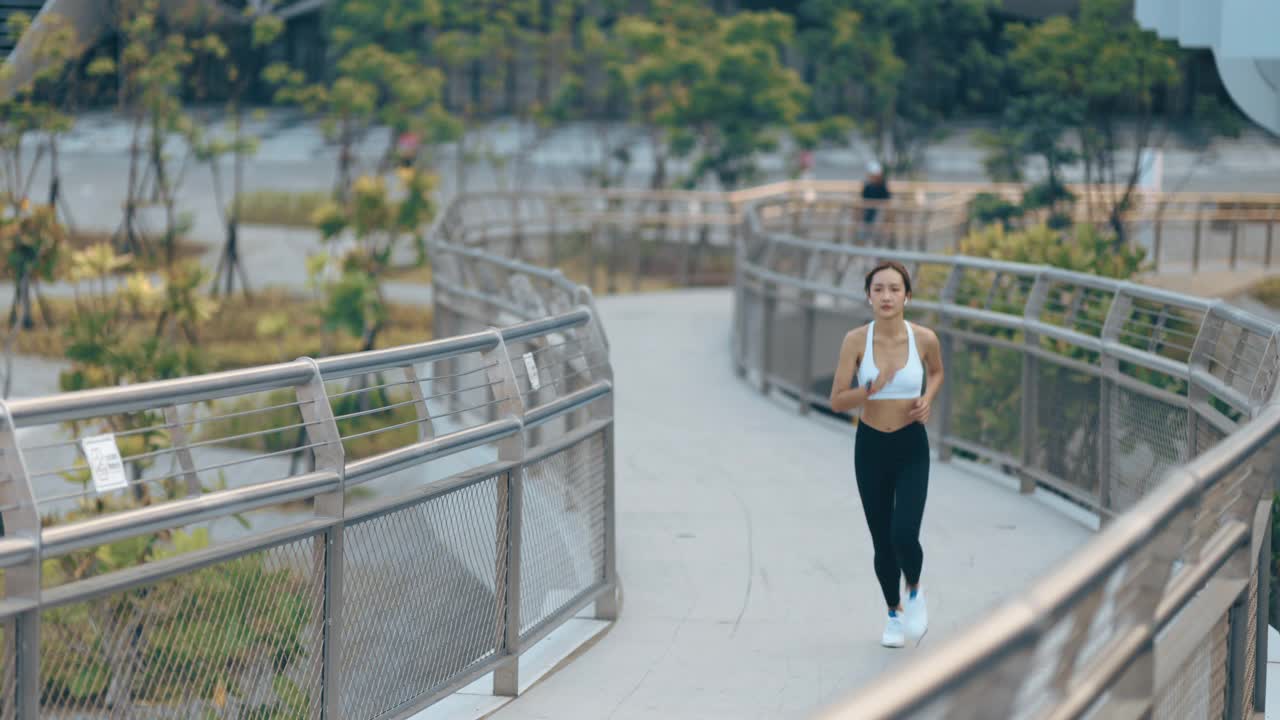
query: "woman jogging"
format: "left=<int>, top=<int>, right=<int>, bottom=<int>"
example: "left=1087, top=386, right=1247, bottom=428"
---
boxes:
left=829, top=260, right=945, bottom=648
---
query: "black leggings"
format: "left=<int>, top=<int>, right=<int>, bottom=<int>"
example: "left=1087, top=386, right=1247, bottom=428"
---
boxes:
left=854, top=421, right=930, bottom=609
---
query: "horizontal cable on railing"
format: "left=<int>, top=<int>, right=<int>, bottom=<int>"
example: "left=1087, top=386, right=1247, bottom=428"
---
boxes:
left=27, top=417, right=326, bottom=480
left=520, top=364, right=611, bottom=399
left=326, top=377, right=422, bottom=400
left=19, top=397, right=319, bottom=453
left=37, top=440, right=331, bottom=506
left=341, top=398, right=506, bottom=442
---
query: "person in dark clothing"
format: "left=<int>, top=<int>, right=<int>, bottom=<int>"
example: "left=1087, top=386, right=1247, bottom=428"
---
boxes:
left=861, top=161, right=891, bottom=226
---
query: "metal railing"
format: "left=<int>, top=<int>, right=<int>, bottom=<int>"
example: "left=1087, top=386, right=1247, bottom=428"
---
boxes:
left=2, top=178, right=1278, bottom=718
left=0, top=246, right=615, bottom=715
left=735, top=194, right=1280, bottom=719
left=425, top=182, right=1280, bottom=718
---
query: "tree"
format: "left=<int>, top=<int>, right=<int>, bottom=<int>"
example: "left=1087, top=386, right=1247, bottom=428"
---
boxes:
left=548, top=5, right=632, bottom=188
left=1, top=205, right=66, bottom=397
left=616, top=4, right=808, bottom=191
left=88, top=1, right=206, bottom=266
left=799, top=0, right=1005, bottom=174
left=311, top=169, right=435, bottom=354
left=0, top=11, right=81, bottom=225
left=266, top=1, right=459, bottom=203
left=187, top=14, right=285, bottom=298
left=984, top=0, right=1183, bottom=243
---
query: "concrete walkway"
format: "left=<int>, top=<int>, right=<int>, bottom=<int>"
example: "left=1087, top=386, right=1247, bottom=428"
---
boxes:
left=489, top=288, right=1094, bottom=720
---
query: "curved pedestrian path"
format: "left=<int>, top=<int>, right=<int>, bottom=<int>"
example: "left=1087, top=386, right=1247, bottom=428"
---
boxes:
left=485, top=288, right=1095, bottom=719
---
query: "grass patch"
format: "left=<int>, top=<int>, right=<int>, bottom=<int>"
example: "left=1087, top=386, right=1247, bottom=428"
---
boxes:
left=386, top=263, right=434, bottom=284
left=11, top=289, right=434, bottom=371
left=1248, top=276, right=1280, bottom=309
left=235, top=190, right=329, bottom=228
left=69, top=230, right=206, bottom=272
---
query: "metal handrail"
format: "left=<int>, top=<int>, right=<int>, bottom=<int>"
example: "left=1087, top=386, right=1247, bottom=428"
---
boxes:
left=734, top=194, right=1278, bottom=719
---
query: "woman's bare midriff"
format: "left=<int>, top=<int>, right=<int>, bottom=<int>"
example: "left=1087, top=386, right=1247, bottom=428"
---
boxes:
left=860, top=398, right=919, bottom=433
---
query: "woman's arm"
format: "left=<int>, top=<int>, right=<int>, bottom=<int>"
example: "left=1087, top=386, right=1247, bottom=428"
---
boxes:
left=830, top=329, right=885, bottom=413
left=908, top=326, right=946, bottom=422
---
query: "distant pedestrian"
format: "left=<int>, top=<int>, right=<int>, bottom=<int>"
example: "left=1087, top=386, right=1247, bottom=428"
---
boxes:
left=861, top=161, right=891, bottom=230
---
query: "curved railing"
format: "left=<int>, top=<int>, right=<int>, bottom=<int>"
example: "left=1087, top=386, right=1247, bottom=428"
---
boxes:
left=0, top=224, right=615, bottom=715
left=736, top=194, right=1280, bottom=718
left=2, top=179, right=1277, bottom=719
left=427, top=182, right=1280, bottom=716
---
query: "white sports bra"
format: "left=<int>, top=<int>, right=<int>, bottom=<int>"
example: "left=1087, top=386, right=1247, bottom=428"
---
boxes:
left=856, top=321, right=925, bottom=400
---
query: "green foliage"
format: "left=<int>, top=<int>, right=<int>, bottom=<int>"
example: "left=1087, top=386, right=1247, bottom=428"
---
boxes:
left=310, top=170, right=437, bottom=352
left=982, top=0, right=1185, bottom=238
left=41, top=528, right=314, bottom=715
left=614, top=2, right=808, bottom=190
left=58, top=245, right=210, bottom=397
left=265, top=1, right=460, bottom=198
left=948, top=222, right=1151, bottom=482
left=799, top=0, right=1005, bottom=173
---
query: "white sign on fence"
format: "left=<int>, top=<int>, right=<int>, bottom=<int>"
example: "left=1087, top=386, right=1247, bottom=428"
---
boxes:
left=523, top=352, right=541, bottom=391
left=81, top=433, right=129, bottom=494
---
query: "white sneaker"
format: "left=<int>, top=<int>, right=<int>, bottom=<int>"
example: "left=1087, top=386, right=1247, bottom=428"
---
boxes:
left=881, top=614, right=906, bottom=648
left=905, top=590, right=928, bottom=640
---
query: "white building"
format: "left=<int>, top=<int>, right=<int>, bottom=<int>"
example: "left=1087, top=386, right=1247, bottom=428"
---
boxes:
left=1135, top=0, right=1280, bottom=135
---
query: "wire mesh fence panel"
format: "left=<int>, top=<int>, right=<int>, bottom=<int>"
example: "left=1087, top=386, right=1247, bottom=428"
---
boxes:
left=1242, top=553, right=1260, bottom=716
left=945, top=337, right=1023, bottom=461
left=1211, top=612, right=1230, bottom=719
left=340, top=476, right=502, bottom=720
left=1199, top=317, right=1280, bottom=409
left=1154, top=618, right=1216, bottom=720
left=519, top=432, right=608, bottom=640
left=1107, top=385, right=1190, bottom=513
left=0, top=619, right=11, bottom=720
left=39, top=534, right=326, bottom=719
left=1034, top=360, right=1102, bottom=498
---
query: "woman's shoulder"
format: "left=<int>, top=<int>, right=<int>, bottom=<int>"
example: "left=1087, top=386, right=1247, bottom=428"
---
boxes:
left=908, top=321, right=939, bottom=346
left=843, top=323, right=871, bottom=348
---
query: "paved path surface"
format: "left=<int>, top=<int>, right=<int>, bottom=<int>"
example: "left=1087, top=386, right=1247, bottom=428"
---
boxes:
left=489, top=289, right=1094, bottom=720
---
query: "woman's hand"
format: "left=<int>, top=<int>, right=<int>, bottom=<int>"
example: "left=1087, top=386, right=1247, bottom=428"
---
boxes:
left=907, top=395, right=931, bottom=423
left=867, top=365, right=899, bottom=397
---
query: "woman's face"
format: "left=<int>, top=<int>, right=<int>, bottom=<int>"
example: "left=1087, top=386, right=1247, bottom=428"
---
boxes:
left=868, top=268, right=909, bottom=319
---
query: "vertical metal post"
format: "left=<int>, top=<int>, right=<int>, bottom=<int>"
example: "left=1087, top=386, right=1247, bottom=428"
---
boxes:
left=680, top=200, right=694, bottom=288
left=1187, top=309, right=1221, bottom=458
left=799, top=290, right=816, bottom=415
left=936, top=265, right=963, bottom=462
left=1267, top=219, right=1275, bottom=268
left=0, top=401, right=39, bottom=720
left=401, top=365, right=435, bottom=442
left=1153, top=213, right=1164, bottom=272
left=1255, top=525, right=1271, bottom=714
left=1098, top=291, right=1132, bottom=514
left=760, top=280, right=778, bottom=395
left=1230, top=220, right=1240, bottom=270
left=1193, top=209, right=1203, bottom=272
left=1020, top=273, right=1050, bottom=493
left=483, top=331, right=527, bottom=697
left=570, top=301, right=618, bottom=620
left=587, top=222, right=599, bottom=293
left=294, top=359, right=347, bottom=720
left=162, top=405, right=201, bottom=496
left=548, top=203, right=559, bottom=268
left=1226, top=590, right=1250, bottom=720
